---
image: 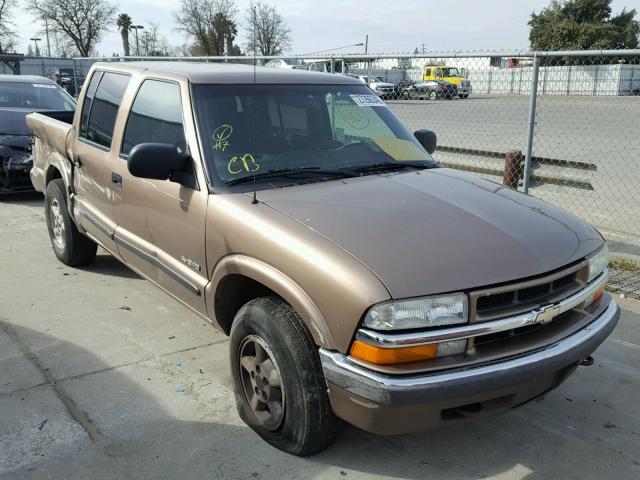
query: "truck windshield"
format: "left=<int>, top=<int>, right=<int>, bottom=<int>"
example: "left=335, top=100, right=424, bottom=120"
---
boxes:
left=442, top=68, right=461, bottom=78
left=192, top=84, right=436, bottom=188
left=0, top=82, right=75, bottom=111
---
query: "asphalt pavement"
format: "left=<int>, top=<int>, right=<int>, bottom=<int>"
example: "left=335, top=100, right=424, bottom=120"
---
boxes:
left=1, top=193, right=639, bottom=480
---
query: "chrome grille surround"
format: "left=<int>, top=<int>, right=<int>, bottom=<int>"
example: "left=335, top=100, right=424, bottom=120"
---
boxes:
left=351, top=262, right=608, bottom=374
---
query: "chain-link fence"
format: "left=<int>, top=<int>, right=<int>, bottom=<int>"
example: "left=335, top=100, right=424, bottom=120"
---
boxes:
left=2, top=50, right=640, bottom=294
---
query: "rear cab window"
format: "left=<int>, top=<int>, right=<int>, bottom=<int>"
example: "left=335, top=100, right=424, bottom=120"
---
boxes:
left=79, top=71, right=130, bottom=149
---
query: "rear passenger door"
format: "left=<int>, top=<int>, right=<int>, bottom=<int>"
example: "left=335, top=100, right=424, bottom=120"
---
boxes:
left=73, top=70, right=130, bottom=253
left=112, top=79, right=209, bottom=315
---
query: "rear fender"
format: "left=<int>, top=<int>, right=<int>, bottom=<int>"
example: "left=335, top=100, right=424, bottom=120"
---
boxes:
left=26, top=113, right=74, bottom=208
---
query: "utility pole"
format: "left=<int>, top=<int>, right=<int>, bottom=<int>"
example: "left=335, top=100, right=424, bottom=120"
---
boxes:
left=30, top=37, right=42, bottom=57
left=44, top=18, right=51, bottom=56
left=131, top=25, right=144, bottom=56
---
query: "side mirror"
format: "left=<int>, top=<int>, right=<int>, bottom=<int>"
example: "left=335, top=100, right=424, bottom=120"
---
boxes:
left=128, top=143, right=189, bottom=181
left=414, top=129, right=437, bottom=154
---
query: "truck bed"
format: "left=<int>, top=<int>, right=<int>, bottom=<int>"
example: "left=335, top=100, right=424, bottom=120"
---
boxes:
left=26, top=112, right=75, bottom=193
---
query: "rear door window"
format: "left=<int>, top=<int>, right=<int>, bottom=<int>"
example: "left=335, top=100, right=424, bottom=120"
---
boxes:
left=121, top=80, right=185, bottom=156
left=83, top=72, right=130, bottom=149
left=79, top=72, right=102, bottom=137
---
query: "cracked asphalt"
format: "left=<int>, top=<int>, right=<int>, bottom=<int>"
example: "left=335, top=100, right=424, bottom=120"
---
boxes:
left=1, top=192, right=639, bottom=480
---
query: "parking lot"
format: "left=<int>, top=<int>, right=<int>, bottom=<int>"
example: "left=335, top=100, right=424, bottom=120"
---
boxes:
left=390, top=95, right=640, bottom=255
left=1, top=192, right=639, bottom=479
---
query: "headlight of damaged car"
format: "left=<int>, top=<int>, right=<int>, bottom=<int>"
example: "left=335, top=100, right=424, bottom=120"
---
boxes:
left=363, top=293, right=467, bottom=331
left=587, top=244, right=609, bottom=283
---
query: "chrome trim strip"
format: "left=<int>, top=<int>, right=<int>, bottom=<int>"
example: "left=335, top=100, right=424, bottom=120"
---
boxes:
left=114, top=234, right=201, bottom=296
left=357, top=270, right=608, bottom=348
left=321, top=298, right=619, bottom=400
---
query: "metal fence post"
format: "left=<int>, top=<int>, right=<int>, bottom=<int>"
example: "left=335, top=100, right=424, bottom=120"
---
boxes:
left=523, top=55, right=540, bottom=194
left=72, top=58, right=79, bottom=98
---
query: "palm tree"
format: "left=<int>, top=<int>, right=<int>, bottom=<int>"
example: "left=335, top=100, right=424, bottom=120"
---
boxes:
left=117, top=13, right=132, bottom=56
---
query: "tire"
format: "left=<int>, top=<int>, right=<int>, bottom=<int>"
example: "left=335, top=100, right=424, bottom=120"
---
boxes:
left=45, top=179, right=97, bottom=266
left=230, top=296, right=336, bottom=456
left=460, top=94, right=469, bottom=99
left=429, top=91, right=437, bottom=100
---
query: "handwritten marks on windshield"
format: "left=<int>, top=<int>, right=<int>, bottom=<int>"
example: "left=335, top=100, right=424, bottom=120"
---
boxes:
left=212, top=124, right=260, bottom=176
left=228, top=154, right=260, bottom=175
left=213, top=124, right=233, bottom=152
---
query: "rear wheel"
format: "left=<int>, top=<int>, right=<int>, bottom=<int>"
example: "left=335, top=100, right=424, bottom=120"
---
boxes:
left=230, top=296, right=336, bottom=456
left=429, top=91, right=437, bottom=100
left=460, top=94, right=469, bottom=99
left=45, top=179, right=97, bottom=266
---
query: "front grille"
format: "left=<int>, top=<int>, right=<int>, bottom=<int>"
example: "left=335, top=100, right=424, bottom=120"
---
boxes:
left=470, top=261, right=587, bottom=322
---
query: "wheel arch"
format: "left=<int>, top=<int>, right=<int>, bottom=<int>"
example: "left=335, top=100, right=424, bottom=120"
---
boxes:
left=206, top=255, right=337, bottom=350
left=45, top=164, right=62, bottom=185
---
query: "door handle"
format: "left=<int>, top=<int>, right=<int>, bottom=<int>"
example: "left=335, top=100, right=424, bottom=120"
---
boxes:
left=112, top=173, right=123, bottom=189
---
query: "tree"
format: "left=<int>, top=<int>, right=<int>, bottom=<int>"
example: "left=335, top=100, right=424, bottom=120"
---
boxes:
left=246, top=1, right=290, bottom=56
left=0, top=0, right=17, bottom=54
left=529, top=0, right=639, bottom=51
left=117, top=13, right=132, bottom=56
left=28, top=0, right=117, bottom=57
left=173, top=0, right=239, bottom=55
left=51, top=30, right=76, bottom=57
left=141, top=22, right=169, bottom=56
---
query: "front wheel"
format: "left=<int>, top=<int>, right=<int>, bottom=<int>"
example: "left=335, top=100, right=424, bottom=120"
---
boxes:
left=230, top=296, right=336, bottom=456
left=459, top=94, right=469, bottom=99
left=429, top=91, right=438, bottom=100
left=45, top=179, right=97, bottom=266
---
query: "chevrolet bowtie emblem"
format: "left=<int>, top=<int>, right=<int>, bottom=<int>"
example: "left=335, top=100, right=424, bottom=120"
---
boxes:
left=535, top=304, right=561, bottom=324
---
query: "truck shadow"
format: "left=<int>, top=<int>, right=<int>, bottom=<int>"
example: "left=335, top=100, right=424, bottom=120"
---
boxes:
left=1, top=321, right=553, bottom=480
left=0, top=191, right=44, bottom=207
left=78, top=252, right=143, bottom=280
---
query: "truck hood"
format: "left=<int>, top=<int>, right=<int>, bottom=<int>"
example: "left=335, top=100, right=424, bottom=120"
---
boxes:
left=257, top=168, right=603, bottom=299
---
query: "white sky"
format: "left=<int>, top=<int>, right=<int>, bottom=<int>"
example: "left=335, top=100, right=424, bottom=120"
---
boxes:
left=11, top=0, right=640, bottom=57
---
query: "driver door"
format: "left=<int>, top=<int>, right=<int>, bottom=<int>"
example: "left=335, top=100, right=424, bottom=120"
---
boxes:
left=112, top=78, right=209, bottom=315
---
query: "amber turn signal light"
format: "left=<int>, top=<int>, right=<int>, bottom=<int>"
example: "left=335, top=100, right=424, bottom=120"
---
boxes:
left=350, top=340, right=438, bottom=365
left=592, top=287, right=604, bottom=306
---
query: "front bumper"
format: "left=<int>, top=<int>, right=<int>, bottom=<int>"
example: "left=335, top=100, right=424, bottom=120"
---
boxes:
left=320, top=296, right=619, bottom=434
left=1, top=141, right=34, bottom=193
left=1, top=158, right=34, bottom=193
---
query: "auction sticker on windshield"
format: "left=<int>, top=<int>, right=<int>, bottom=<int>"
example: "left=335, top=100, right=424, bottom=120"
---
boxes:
left=350, top=94, right=385, bottom=107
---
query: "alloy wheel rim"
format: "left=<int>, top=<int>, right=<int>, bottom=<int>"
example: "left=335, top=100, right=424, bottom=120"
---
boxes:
left=238, top=335, right=285, bottom=430
left=50, top=198, right=65, bottom=249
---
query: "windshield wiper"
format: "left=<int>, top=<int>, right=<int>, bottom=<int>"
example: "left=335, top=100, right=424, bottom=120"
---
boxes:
left=224, top=167, right=356, bottom=186
left=348, top=162, right=431, bottom=174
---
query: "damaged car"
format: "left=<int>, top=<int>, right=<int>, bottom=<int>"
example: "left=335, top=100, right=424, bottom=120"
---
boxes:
left=0, top=75, right=75, bottom=195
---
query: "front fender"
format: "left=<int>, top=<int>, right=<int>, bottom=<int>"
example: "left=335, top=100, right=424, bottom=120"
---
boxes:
left=206, top=254, right=338, bottom=350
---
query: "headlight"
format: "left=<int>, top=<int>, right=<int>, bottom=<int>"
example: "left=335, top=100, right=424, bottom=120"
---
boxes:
left=587, top=245, right=609, bottom=283
left=363, top=293, right=468, bottom=331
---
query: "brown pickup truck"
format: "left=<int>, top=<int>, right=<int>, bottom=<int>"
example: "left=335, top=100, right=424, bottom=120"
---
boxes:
left=27, top=62, right=619, bottom=456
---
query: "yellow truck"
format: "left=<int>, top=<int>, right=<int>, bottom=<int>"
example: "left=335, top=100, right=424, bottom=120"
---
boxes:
left=423, top=65, right=472, bottom=98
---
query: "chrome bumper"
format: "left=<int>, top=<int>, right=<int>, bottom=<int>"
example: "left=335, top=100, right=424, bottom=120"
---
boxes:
left=320, top=296, right=619, bottom=406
